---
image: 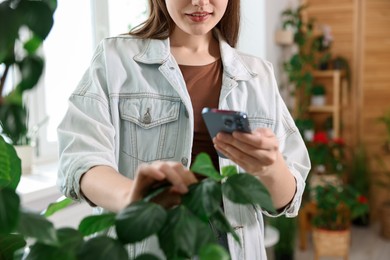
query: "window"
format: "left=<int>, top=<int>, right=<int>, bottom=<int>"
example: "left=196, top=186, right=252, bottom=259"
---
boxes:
left=34, top=0, right=148, bottom=162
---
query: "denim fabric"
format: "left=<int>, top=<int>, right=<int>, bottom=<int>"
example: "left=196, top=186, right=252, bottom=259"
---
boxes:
left=57, top=30, right=310, bottom=260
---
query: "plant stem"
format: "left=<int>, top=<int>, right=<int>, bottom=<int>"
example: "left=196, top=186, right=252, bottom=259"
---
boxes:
left=0, top=64, right=10, bottom=105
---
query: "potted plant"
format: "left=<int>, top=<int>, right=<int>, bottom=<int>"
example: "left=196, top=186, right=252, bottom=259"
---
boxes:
left=308, top=131, right=347, bottom=198
left=311, top=184, right=369, bottom=259
left=310, top=84, right=326, bottom=106
left=0, top=0, right=55, bottom=172
left=348, top=144, right=371, bottom=226
left=295, top=118, right=315, bottom=142
left=280, top=4, right=316, bottom=118
left=311, top=25, right=333, bottom=70
left=0, top=141, right=276, bottom=259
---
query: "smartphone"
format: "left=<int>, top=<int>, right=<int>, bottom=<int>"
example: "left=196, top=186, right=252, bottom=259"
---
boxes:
left=201, top=107, right=251, bottom=158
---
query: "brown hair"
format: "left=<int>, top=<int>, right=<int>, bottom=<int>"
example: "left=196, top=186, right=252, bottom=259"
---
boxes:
left=129, top=0, right=240, bottom=47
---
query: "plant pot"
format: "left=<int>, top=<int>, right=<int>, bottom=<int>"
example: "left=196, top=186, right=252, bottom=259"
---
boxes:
left=275, top=29, right=294, bottom=45
left=312, top=228, right=351, bottom=259
left=380, top=202, right=390, bottom=239
left=311, top=95, right=326, bottom=106
left=14, top=145, right=34, bottom=174
left=303, top=129, right=314, bottom=142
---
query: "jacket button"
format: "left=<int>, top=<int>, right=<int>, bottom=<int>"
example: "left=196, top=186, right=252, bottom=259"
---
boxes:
left=142, top=108, right=152, bottom=124
left=181, top=157, right=188, bottom=167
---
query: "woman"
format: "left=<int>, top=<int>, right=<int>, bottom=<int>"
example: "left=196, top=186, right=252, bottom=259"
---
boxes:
left=57, top=0, right=310, bottom=259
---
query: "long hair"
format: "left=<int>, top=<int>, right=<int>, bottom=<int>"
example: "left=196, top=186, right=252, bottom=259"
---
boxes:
left=130, top=0, right=240, bottom=47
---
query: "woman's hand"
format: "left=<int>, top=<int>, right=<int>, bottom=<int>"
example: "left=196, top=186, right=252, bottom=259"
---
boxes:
left=128, top=161, right=198, bottom=208
left=213, top=128, right=279, bottom=177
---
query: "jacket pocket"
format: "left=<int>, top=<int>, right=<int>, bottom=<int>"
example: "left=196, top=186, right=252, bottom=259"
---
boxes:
left=119, top=96, right=181, bottom=162
left=248, top=117, right=275, bottom=130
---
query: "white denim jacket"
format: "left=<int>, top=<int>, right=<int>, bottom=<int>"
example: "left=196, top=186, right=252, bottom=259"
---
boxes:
left=57, top=32, right=310, bottom=260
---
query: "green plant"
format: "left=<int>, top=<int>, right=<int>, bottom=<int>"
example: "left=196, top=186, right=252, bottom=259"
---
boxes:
left=0, top=0, right=56, bottom=145
left=308, top=131, right=346, bottom=175
left=281, top=4, right=315, bottom=118
left=348, top=144, right=371, bottom=225
left=0, top=143, right=276, bottom=259
left=269, top=216, right=296, bottom=260
left=312, top=184, right=369, bottom=230
left=311, top=84, right=326, bottom=96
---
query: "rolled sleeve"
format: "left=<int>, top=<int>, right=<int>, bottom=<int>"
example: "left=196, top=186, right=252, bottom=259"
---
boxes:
left=57, top=94, right=117, bottom=203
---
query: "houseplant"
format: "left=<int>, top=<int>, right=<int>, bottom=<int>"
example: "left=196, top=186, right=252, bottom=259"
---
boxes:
left=0, top=0, right=56, bottom=172
left=310, top=84, right=326, bottom=106
left=311, top=25, right=333, bottom=70
left=0, top=146, right=276, bottom=259
left=311, top=184, right=369, bottom=259
left=295, top=118, right=314, bottom=142
left=348, top=144, right=371, bottom=226
left=280, top=4, right=315, bottom=118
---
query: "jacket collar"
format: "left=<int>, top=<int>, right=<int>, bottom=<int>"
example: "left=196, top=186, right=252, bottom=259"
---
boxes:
left=133, top=29, right=256, bottom=81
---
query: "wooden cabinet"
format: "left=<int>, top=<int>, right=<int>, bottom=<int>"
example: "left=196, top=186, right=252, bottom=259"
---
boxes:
left=302, top=0, right=390, bottom=221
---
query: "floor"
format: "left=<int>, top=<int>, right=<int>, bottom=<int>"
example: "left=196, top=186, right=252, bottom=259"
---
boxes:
left=293, top=223, right=390, bottom=260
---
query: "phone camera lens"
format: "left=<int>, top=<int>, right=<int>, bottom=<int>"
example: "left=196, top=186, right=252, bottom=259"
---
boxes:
left=224, top=118, right=234, bottom=128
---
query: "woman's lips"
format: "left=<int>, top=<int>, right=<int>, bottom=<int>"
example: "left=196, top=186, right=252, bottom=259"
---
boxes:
left=186, top=12, right=211, bottom=22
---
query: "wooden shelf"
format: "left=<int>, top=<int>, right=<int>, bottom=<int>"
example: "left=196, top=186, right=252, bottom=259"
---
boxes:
left=308, top=105, right=336, bottom=113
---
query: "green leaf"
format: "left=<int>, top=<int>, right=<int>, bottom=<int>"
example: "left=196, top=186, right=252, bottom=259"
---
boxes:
left=42, top=197, right=73, bottom=217
left=24, top=36, right=43, bottom=54
left=115, top=201, right=167, bottom=244
left=0, top=234, right=26, bottom=260
left=222, top=174, right=276, bottom=214
left=0, top=188, right=20, bottom=234
left=56, top=228, right=84, bottom=252
left=17, top=210, right=58, bottom=246
left=18, top=0, right=55, bottom=40
left=77, top=236, right=128, bottom=260
left=0, top=104, right=27, bottom=144
left=190, top=153, right=222, bottom=181
left=42, top=0, right=58, bottom=12
left=209, top=209, right=240, bottom=243
left=78, top=213, right=116, bottom=236
left=182, top=179, right=222, bottom=221
left=0, top=135, right=21, bottom=190
left=17, top=55, right=44, bottom=91
left=0, top=2, right=21, bottom=63
left=134, top=254, right=161, bottom=260
left=158, top=206, right=215, bottom=259
left=221, top=166, right=237, bottom=178
left=26, top=228, right=83, bottom=260
left=26, top=243, right=75, bottom=260
left=199, top=244, right=230, bottom=260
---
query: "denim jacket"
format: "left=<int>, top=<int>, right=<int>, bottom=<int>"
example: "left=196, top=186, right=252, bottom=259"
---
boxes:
left=57, top=32, right=310, bottom=260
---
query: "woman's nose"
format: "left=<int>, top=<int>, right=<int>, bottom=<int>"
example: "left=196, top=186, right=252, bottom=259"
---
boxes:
left=192, top=0, right=209, bottom=7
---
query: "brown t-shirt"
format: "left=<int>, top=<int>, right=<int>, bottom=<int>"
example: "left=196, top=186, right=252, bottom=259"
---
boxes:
left=179, top=59, right=222, bottom=170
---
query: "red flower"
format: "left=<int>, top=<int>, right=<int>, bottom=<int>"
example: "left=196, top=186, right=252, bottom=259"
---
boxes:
left=357, top=195, right=368, bottom=204
left=313, top=131, right=328, bottom=144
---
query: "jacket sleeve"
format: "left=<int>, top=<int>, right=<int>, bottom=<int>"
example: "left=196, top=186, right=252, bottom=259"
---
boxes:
left=262, top=62, right=311, bottom=218
left=56, top=42, right=117, bottom=202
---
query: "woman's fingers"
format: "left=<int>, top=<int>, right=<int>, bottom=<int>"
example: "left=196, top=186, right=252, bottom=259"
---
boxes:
left=129, top=161, right=198, bottom=205
left=213, top=128, right=279, bottom=174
